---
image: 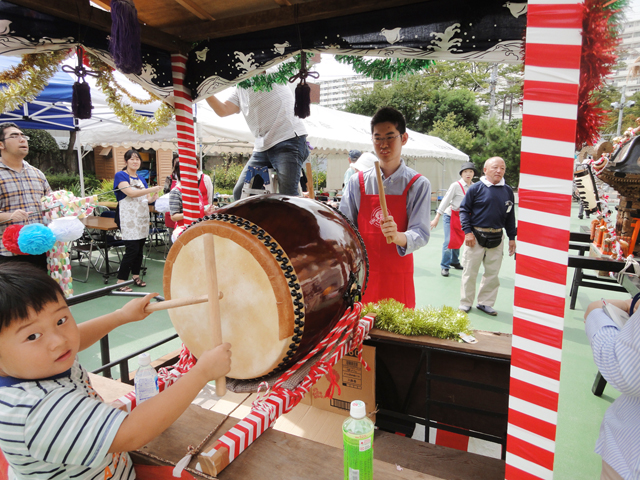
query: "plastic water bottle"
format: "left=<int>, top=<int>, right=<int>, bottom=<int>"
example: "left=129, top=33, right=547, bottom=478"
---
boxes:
left=134, top=353, right=158, bottom=404
left=343, top=400, right=374, bottom=480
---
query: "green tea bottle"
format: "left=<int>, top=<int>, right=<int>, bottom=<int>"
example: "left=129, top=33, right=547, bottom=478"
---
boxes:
left=343, top=400, right=374, bottom=480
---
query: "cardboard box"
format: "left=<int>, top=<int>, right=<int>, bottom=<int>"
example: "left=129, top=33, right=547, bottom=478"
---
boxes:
left=306, top=345, right=376, bottom=419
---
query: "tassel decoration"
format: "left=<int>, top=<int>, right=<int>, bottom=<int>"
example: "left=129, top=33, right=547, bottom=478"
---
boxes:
left=294, top=79, right=311, bottom=119
left=62, top=47, right=99, bottom=120
left=72, top=81, right=92, bottom=119
left=288, top=51, right=318, bottom=119
left=110, top=0, right=143, bottom=75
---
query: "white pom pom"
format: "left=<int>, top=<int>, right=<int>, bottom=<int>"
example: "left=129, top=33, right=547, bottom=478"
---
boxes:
left=49, top=217, right=85, bottom=242
left=155, top=195, right=171, bottom=213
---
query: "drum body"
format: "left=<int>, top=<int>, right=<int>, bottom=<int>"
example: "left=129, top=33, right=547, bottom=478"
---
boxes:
left=164, top=195, right=368, bottom=380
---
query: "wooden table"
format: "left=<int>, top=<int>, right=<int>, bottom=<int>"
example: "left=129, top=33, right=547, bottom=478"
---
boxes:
left=365, top=329, right=512, bottom=457
left=90, top=374, right=505, bottom=480
left=81, top=216, right=119, bottom=284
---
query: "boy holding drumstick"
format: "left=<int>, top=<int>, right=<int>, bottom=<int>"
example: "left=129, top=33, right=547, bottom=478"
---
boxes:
left=0, top=263, right=231, bottom=479
left=339, top=107, right=431, bottom=308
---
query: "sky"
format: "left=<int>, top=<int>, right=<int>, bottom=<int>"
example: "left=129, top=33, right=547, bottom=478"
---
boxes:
left=629, top=0, right=640, bottom=20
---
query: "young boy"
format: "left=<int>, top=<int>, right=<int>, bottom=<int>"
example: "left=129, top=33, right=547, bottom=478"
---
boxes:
left=339, top=106, right=431, bottom=308
left=0, top=263, right=231, bottom=479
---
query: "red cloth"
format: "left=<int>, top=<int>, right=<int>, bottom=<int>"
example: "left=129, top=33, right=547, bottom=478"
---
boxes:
left=164, top=178, right=177, bottom=229
left=357, top=170, right=420, bottom=308
left=134, top=464, right=197, bottom=479
left=448, top=181, right=467, bottom=249
left=0, top=448, right=9, bottom=480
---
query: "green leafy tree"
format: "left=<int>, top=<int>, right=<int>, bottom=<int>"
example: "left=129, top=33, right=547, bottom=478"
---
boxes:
left=469, top=117, right=522, bottom=187
left=428, top=113, right=475, bottom=153
left=23, top=129, right=62, bottom=172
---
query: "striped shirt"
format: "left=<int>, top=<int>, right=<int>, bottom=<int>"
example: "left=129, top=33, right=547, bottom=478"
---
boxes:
left=339, top=160, right=431, bottom=256
left=0, top=359, right=133, bottom=480
left=585, top=308, right=640, bottom=479
left=0, top=160, right=52, bottom=257
left=229, top=84, right=307, bottom=152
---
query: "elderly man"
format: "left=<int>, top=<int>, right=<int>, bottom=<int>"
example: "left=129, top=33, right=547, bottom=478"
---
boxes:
left=458, top=157, right=516, bottom=316
left=0, top=123, right=51, bottom=270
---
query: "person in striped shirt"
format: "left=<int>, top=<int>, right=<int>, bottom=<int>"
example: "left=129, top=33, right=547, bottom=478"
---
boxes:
left=0, top=263, right=232, bottom=479
left=585, top=297, right=640, bottom=480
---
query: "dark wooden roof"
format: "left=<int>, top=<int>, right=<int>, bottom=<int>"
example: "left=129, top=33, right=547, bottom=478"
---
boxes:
left=7, top=0, right=429, bottom=53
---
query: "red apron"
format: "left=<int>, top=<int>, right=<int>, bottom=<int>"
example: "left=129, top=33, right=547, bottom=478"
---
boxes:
left=357, top=170, right=421, bottom=308
left=448, top=181, right=466, bottom=249
left=164, top=178, right=178, bottom=229
left=176, top=176, right=208, bottom=227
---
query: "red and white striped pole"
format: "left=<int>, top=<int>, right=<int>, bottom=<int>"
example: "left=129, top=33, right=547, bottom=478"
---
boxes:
left=171, top=54, right=199, bottom=223
left=506, top=1, right=583, bottom=478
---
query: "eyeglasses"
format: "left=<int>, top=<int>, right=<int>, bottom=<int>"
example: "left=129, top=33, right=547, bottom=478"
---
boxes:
left=2, top=134, right=30, bottom=141
left=372, top=134, right=402, bottom=145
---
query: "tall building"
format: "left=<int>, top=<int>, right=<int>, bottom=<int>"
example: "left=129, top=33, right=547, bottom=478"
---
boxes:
left=318, top=75, right=377, bottom=110
left=609, top=18, right=640, bottom=95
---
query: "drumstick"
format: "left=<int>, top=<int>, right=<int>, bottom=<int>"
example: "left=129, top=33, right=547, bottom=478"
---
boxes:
left=143, top=293, right=223, bottom=313
left=305, top=162, right=315, bottom=200
left=374, top=160, right=392, bottom=244
left=203, top=233, right=227, bottom=397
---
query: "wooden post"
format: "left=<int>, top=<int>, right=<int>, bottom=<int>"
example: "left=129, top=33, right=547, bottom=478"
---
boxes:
left=305, top=162, right=315, bottom=200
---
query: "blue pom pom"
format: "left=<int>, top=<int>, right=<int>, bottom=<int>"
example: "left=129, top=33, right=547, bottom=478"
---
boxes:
left=18, top=224, right=57, bottom=255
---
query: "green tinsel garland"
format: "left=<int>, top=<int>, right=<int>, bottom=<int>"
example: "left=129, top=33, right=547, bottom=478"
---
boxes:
left=334, top=56, right=435, bottom=80
left=362, top=299, right=472, bottom=341
left=238, top=55, right=311, bottom=92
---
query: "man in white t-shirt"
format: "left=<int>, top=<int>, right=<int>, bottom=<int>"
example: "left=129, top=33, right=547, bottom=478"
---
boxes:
left=206, top=84, right=310, bottom=200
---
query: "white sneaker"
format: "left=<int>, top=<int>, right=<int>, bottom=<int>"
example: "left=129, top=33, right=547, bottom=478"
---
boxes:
left=459, top=305, right=471, bottom=313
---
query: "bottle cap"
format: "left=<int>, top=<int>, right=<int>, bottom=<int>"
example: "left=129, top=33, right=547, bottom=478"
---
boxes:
left=138, top=352, right=151, bottom=366
left=350, top=400, right=366, bottom=419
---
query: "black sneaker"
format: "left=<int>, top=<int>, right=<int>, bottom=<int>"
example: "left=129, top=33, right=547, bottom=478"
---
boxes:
left=450, top=263, right=463, bottom=270
left=441, top=268, right=449, bottom=277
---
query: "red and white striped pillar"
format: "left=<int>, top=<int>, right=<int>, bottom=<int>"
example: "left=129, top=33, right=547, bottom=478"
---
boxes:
left=506, top=1, right=583, bottom=478
left=171, top=54, right=199, bottom=223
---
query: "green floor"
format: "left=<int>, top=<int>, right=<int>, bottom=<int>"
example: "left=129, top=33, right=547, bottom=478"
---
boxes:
left=69, top=204, right=622, bottom=479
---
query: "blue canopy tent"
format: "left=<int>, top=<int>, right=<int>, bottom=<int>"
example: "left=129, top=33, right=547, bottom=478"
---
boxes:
left=0, top=56, right=159, bottom=194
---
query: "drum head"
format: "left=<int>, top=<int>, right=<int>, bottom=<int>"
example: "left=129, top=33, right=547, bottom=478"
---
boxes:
left=164, top=220, right=297, bottom=379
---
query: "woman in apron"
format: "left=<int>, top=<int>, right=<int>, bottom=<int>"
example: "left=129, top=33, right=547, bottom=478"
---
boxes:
left=114, top=149, right=162, bottom=292
left=430, top=161, right=478, bottom=277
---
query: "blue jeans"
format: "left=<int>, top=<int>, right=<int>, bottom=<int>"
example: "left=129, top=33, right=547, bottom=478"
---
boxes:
left=233, top=135, right=310, bottom=200
left=441, top=214, right=460, bottom=269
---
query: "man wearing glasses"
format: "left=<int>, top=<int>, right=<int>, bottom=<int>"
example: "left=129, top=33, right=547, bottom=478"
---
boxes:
left=0, top=123, right=52, bottom=269
left=340, top=107, right=431, bottom=308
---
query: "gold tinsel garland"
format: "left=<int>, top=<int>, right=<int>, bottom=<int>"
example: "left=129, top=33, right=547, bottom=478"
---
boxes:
left=0, top=51, right=70, bottom=114
left=0, top=51, right=174, bottom=135
left=86, top=52, right=174, bottom=134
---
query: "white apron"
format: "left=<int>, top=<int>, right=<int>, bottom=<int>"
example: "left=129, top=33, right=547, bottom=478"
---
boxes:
left=119, top=177, right=149, bottom=240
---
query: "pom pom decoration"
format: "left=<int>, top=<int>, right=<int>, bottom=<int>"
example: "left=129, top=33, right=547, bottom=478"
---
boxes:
left=2, top=225, right=26, bottom=255
left=48, top=216, right=85, bottom=243
left=154, top=194, right=171, bottom=213
left=18, top=224, right=57, bottom=255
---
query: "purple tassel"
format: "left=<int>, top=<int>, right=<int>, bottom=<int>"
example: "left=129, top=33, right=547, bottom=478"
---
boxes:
left=72, top=81, right=92, bottom=119
left=109, top=0, right=143, bottom=75
left=294, top=81, right=311, bottom=119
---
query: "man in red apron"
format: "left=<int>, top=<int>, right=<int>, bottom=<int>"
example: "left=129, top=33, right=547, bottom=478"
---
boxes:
left=339, top=107, right=431, bottom=308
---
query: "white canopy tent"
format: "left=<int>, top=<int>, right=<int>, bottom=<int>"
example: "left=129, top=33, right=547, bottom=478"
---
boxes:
left=78, top=102, right=470, bottom=193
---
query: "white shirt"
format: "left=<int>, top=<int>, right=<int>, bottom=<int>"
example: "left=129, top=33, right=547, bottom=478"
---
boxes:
left=586, top=307, right=640, bottom=479
left=228, top=84, right=307, bottom=152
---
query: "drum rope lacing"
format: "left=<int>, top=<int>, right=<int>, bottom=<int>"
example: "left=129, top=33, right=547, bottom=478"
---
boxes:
left=182, top=213, right=308, bottom=378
